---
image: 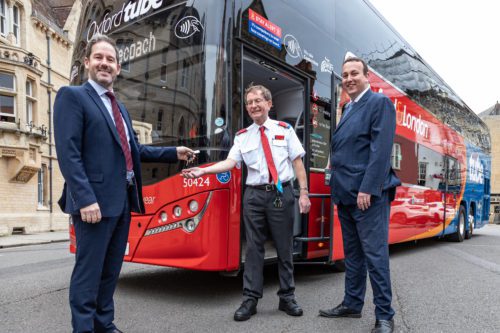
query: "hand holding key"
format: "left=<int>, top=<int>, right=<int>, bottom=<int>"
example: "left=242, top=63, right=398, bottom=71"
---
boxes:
left=182, top=167, right=204, bottom=179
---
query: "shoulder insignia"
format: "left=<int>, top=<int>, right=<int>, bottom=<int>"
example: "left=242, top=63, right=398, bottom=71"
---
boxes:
left=236, top=128, right=248, bottom=136
left=278, top=121, right=291, bottom=129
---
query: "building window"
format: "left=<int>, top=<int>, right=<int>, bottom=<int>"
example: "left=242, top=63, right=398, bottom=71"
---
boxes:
left=12, top=5, right=19, bottom=43
left=418, top=162, right=428, bottom=187
left=0, top=0, right=6, bottom=36
left=391, top=143, right=401, bottom=170
left=180, top=59, right=189, bottom=88
left=160, top=47, right=168, bottom=82
left=495, top=205, right=500, bottom=214
left=178, top=116, right=185, bottom=137
left=38, top=164, right=48, bottom=207
left=0, top=72, right=16, bottom=123
left=26, top=79, right=35, bottom=125
left=157, top=109, right=163, bottom=131
left=116, top=38, right=132, bottom=72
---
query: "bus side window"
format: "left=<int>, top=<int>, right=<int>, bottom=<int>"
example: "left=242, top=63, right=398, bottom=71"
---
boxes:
left=446, top=157, right=461, bottom=193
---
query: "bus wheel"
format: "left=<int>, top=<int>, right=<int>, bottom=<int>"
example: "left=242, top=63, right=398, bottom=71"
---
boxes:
left=450, top=206, right=466, bottom=242
left=465, top=209, right=474, bottom=240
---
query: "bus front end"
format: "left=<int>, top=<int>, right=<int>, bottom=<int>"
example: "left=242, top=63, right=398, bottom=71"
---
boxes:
left=69, top=0, right=240, bottom=271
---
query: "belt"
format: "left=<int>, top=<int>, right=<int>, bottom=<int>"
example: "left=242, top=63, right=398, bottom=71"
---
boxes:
left=247, top=181, right=291, bottom=191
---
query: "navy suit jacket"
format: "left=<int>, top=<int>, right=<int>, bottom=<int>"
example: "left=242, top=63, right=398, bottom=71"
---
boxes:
left=330, top=89, right=401, bottom=205
left=54, top=81, right=177, bottom=216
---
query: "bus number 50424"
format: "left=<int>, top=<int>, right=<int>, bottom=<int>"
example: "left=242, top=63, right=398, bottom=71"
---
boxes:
left=183, top=177, right=210, bottom=188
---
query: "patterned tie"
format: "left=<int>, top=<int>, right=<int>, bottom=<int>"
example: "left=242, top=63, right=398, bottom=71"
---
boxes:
left=105, top=91, right=133, bottom=171
left=259, top=126, right=282, bottom=193
left=342, top=101, right=355, bottom=119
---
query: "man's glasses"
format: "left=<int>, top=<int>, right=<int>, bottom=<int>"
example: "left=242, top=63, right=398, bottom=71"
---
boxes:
left=246, top=98, right=265, bottom=106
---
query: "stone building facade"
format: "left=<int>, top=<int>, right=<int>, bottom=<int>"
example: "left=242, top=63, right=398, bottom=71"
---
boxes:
left=0, top=0, right=81, bottom=235
left=479, top=102, right=500, bottom=223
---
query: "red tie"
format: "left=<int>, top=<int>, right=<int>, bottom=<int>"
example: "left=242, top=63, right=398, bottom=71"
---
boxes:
left=105, top=92, right=133, bottom=171
left=259, top=126, right=278, bottom=184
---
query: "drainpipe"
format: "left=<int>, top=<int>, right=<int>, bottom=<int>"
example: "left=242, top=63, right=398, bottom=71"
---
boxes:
left=46, top=33, right=53, bottom=216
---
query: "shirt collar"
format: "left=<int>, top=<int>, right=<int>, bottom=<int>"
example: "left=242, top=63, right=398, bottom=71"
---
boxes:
left=249, top=117, right=274, bottom=132
left=262, top=117, right=274, bottom=130
left=352, top=86, right=370, bottom=104
left=88, top=79, right=112, bottom=97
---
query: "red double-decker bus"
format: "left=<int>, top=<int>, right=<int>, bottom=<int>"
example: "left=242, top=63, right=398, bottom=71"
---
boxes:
left=67, top=0, right=491, bottom=273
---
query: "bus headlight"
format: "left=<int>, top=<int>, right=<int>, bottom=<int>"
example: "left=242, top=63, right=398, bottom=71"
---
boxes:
left=173, top=206, right=182, bottom=217
left=185, top=219, right=196, bottom=232
left=188, top=200, right=199, bottom=213
left=159, top=211, right=167, bottom=223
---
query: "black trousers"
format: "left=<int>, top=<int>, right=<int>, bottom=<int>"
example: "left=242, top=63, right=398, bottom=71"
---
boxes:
left=242, top=185, right=296, bottom=301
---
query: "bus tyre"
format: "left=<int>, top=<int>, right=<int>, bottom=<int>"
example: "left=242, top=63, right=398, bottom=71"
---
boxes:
left=450, top=206, right=466, bottom=242
left=465, top=209, right=474, bottom=240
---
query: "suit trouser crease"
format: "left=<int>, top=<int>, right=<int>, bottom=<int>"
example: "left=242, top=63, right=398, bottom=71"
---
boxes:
left=70, top=195, right=131, bottom=333
left=338, top=191, right=394, bottom=320
left=242, top=186, right=295, bottom=301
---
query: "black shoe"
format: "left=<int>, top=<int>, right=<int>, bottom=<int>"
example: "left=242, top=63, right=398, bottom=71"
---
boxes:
left=109, top=329, right=124, bottom=333
left=234, top=299, right=257, bottom=321
left=278, top=299, right=303, bottom=316
left=318, top=303, right=362, bottom=318
left=371, top=319, right=394, bottom=333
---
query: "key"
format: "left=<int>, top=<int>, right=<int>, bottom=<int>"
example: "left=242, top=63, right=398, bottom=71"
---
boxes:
left=273, top=196, right=283, bottom=208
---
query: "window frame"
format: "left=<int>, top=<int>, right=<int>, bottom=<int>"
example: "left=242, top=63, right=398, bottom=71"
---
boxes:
left=160, top=47, right=168, bottom=83
left=12, top=4, right=19, bottom=43
left=0, top=72, right=16, bottom=122
left=391, top=142, right=402, bottom=170
left=37, top=164, right=48, bottom=208
left=418, top=162, right=428, bottom=187
left=25, top=78, right=36, bottom=125
left=0, top=0, right=6, bottom=36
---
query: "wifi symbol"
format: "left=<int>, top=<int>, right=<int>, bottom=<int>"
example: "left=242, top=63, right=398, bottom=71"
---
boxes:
left=181, top=21, right=190, bottom=34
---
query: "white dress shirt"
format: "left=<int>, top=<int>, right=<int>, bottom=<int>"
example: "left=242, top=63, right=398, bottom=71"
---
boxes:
left=88, top=79, right=131, bottom=145
left=228, top=118, right=305, bottom=185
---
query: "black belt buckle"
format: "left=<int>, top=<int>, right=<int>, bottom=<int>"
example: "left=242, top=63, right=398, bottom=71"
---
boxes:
left=265, top=184, right=274, bottom=191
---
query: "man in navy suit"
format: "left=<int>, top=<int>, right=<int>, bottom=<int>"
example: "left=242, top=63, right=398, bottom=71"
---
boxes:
left=54, top=34, right=193, bottom=333
left=319, top=57, right=400, bottom=333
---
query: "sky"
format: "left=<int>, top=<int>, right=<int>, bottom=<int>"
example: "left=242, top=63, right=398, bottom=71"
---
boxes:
left=368, top=0, right=500, bottom=114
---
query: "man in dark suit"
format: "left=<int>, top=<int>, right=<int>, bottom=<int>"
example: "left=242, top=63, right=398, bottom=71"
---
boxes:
left=54, top=34, right=193, bottom=333
left=319, top=57, right=400, bottom=333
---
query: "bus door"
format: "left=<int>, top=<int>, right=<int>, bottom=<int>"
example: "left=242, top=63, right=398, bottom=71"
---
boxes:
left=239, top=48, right=311, bottom=263
left=294, top=71, right=343, bottom=266
left=444, top=156, right=462, bottom=234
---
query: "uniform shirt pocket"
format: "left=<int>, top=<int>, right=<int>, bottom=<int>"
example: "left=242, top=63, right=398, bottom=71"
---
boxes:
left=241, top=145, right=260, bottom=170
left=272, top=146, right=289, bottom=164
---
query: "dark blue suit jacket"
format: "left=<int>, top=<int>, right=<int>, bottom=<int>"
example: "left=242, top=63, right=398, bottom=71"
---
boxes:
left=330, top=89, right=401, bottom=205
left=54, top=81, right=177, bottom=217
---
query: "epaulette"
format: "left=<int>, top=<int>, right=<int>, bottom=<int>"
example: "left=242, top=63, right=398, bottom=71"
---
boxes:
left=236, top=128, right=248, bottom=136
left=278, top=121, right=291, bottom=129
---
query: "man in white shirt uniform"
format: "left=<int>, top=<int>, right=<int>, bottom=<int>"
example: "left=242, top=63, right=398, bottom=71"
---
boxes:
left=182, top=84, right=311, bottom=321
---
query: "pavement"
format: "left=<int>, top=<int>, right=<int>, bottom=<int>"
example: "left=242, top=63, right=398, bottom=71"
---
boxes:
left=0, top=230, right=69, bottom=248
